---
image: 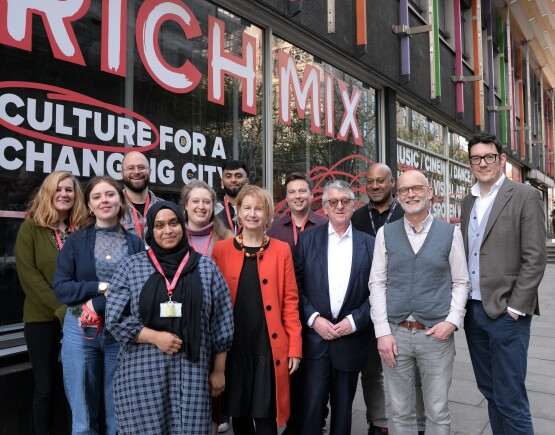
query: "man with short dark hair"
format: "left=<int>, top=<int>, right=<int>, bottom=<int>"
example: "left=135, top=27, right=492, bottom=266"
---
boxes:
left=461, top=132, right=547, bottom=434
left=268, top=172, right=327, bottom=251
left=268, top=172, right=327, bottom=435
left=295, top=180, right=375, bottom=435
left=120, top=151, right=160, bottom=239
left=370, top=170, right=469, bottom=435
left=216, top=160, right=248, bottom=235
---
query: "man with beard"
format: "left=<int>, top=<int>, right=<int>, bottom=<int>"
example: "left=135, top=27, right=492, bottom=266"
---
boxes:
left=216, top=160, right=248, bottom=235
left=120, top=151, right=160, bottom=239
left=369, top=170, right=469, bottom=435
left=352, top=163, right=423, bottom=435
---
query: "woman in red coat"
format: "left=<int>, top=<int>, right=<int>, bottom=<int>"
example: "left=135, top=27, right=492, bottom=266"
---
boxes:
left=212, top=185, right=302, bottom=434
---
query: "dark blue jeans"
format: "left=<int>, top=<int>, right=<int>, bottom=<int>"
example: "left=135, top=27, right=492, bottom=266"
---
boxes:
left=464, top=300, right=533, bottom=434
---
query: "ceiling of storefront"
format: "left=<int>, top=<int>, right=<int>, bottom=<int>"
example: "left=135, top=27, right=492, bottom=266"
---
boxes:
left=497, top=0, right=555, bottom=91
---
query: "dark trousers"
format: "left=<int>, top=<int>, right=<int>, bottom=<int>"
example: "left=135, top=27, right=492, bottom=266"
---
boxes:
left=299, top=354, right=358, bottom=435
left=24, top=321, right=65, bottom=435
left=465, top=300, right=533, bottom=434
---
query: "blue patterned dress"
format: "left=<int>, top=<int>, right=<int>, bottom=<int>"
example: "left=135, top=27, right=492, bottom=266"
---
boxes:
left=106, top=251, right=234, bottom=435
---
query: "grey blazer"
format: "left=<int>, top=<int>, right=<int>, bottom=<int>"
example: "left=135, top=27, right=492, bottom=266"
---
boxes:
left=460, top=178, right=546, bottom=319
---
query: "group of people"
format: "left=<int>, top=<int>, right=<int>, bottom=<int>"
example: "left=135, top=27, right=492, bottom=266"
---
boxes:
left=15, top=132, right=547, bottom=435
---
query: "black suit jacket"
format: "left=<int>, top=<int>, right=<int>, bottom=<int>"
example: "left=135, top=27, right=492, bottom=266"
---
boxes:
left=293, top=224, right=375, bottom=372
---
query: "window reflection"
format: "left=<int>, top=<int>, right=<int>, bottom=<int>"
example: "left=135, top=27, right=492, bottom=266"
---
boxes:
left=271, top=38, right=378, bottom=215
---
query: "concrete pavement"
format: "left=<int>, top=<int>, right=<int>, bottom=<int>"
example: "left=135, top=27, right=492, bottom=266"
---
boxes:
left=229, top=263, right=555, bottom=434
left=347, top=262, right=555, bottom=434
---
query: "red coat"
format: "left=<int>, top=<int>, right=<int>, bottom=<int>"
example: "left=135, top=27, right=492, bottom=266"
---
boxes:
left=212, top=237, right=302, bottom=427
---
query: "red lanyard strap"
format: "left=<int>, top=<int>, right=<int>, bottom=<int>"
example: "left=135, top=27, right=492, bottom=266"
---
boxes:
left=148, top=249, right=190, bottom=299
left=126, top=193, right=150, bottom=238
left=54, top=225, right=74, bottom=251
left=292, top=215, right=309, bottom=246
left=186, top=229, right=213, bottom=256
left=224, top=197, right=240, bottom=236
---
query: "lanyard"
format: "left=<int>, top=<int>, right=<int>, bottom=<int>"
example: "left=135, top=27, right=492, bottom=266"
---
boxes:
left=126, top=192, right=150, bottom=238
left=368, top=198, right=398, bottom=235
left=54, top=225, right=74, bottom=251
left=291, top=215, right=309, bottom=246
left=224, top=196, right=239, bottom=236
left=186, top=229, right=212, bottom=256
left=148, top=249, right=190, bottom=300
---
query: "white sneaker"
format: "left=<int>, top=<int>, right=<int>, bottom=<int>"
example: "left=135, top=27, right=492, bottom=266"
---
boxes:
left=218, top=421, right=229, bottom=433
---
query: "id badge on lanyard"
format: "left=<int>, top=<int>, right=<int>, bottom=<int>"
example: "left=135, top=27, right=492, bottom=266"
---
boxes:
left=148, top=250, right=189, bottom=318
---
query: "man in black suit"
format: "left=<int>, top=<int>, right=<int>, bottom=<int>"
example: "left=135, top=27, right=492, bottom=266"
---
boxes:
left=294, top=180, right=375, bottom=435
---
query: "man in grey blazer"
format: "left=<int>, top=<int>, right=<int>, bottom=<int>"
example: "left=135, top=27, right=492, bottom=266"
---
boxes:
left=460, top=132, right=547, bottom=434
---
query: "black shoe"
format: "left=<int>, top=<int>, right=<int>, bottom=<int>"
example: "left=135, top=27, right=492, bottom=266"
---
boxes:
left=418, top=432, right=425, bottom=435
left=368, top=422, right=389, bottom=434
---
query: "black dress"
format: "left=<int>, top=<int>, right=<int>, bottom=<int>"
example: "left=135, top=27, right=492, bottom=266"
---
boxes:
left=224, top=240, right=276, bottom=418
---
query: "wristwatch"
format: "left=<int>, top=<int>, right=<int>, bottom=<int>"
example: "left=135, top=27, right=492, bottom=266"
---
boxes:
left=98, top=282, right=109, bottom=295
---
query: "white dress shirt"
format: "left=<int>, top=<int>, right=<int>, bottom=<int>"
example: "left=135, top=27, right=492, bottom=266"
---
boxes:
left=369, top=213, right=470, bottom=338
left=308, top=223, right=356, bottom=331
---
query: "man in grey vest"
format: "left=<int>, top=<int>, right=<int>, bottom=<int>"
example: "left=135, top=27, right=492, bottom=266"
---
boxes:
left=369, top=170, right=470, bottom=435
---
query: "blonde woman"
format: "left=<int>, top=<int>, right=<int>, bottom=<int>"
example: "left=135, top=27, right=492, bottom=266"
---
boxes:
left=15, top=171, right=87, bottom=434
left=180, top=180, right=233, bottom=257
left=212, top=186, right=302, bottom=434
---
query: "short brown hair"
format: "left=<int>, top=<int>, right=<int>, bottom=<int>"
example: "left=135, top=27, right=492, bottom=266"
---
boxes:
left=83, top=176, right=128, bottom=227
left=284, top=172, right=313, bottom=192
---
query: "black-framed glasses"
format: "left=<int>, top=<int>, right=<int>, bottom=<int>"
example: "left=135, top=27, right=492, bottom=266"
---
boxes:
left=397, top=185, right=428, bottom=196
left=325, top=198, right=354, bottom=208
left=469, top=154, right=499, bottom=166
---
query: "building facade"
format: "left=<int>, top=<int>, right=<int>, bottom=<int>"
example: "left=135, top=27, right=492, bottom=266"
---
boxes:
left=1, top=0, right=554, bottom=428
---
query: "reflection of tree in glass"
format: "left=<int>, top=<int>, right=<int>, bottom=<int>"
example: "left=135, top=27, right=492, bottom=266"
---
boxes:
left=271, top=42, right=378, bottom=215
left=396, top=103, right=443, bottom=154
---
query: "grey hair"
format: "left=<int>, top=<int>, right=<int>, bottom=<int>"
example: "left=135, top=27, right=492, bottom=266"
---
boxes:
left=322, top=180, right=355, bottom=203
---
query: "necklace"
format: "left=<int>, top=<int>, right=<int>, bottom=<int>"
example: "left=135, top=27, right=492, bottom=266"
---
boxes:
left=96, top=229, right=123, bottom=260
left=237, top=233, right=269, bottom=258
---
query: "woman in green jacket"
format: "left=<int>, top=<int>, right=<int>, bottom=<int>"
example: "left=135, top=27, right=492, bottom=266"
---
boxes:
left=15, top=171, right=87, bottom=435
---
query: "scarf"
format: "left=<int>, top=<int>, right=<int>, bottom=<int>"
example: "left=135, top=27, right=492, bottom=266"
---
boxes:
left=139, top=201, right=203, bottom=362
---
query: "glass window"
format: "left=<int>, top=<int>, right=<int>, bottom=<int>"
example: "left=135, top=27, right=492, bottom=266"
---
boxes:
left=397, top=143, right=448, bottom=219
left=397, top=102, right=444, bottom=154
left=448, top=131, right=469, bottom=163
left=272, top=37, right=378, bottom=213
left=449, top=162, right=472, bottom=223
left=0, top=1, right=264, bottom=330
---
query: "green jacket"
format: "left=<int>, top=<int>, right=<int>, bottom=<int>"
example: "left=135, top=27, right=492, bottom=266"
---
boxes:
left=15, top=219, right=66, bottom=324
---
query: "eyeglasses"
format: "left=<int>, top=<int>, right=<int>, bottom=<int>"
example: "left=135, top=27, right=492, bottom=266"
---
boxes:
left=397, top=185, right=428, bottom=196
left=469, top=154, right=499, bottom=166
left=325, top=198, right=354, bottom=208
left=124, top=165, right=149, bottom=172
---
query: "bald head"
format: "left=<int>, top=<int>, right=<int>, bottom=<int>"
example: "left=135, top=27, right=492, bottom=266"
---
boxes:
left=365, top=163, right=395, bottom=208
left=397, top=170, right=432, bottom=217
left=122, top=151, right=149, bottom=169
left=398, top=170, right=427, bottom=188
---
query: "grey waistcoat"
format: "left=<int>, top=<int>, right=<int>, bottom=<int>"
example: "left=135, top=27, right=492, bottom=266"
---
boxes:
left=384, top=218, right=454, bottom=327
